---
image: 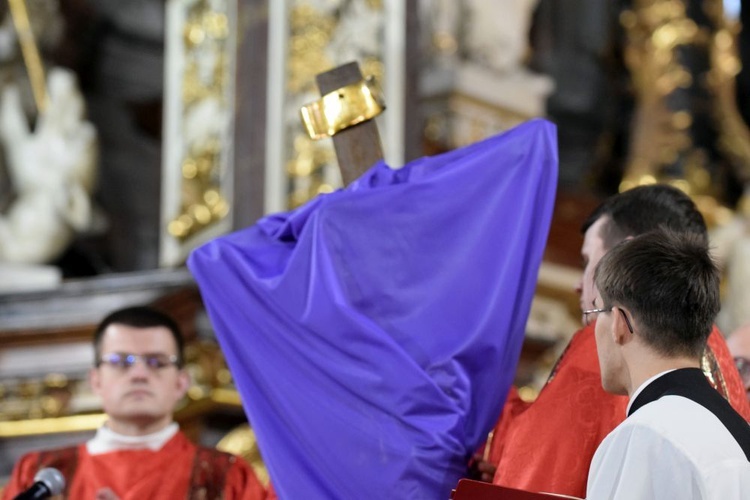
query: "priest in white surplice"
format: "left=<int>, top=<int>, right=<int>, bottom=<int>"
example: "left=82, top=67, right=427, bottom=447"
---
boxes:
left=585, top=230, right=750, bottom=499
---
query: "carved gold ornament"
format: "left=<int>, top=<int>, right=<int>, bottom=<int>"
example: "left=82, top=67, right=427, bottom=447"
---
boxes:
left=165, top=0, right=234, bottom=243
left=619, top=0, right=709, bottom=193
left=217, top=424, right=270, bottom=487
left=707, top=1, right=750, bottom=184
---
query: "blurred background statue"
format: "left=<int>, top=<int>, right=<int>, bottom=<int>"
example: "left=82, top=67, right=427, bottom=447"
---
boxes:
left=0, top=0, right=98, bottom=290
left=422, top=0, right=540, bottom=73
left=419, top=0, right=553, bottom=151
left=0, top=67, right=97, bottom=265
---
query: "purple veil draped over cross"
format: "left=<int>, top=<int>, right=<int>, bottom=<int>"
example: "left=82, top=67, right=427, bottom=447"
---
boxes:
left=188, top=119, right=558, bottom=499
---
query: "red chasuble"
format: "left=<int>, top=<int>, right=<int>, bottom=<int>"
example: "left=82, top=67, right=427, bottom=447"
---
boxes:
left=489, top=323, right=750, bottom=498
left=2, top=431, right=266, bottom=500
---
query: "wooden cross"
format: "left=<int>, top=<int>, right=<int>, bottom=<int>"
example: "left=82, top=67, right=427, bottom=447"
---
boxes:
left=312, top=62, right=385, bottom=186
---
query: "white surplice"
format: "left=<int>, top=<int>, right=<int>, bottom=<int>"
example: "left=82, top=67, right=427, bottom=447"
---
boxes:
left=587, top=378, right=750, bottom=499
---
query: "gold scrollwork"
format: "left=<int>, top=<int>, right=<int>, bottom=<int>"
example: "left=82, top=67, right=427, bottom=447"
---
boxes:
left=217, top=424, right=270, bottom=487
left=168, top=140, right=230, bottom=240
left=168, top=0, right=233, bottom=242
left=288, top=4, right=336, bottom=94
left=706, top=2, right=750, bottom=185
left=619, top=0, right=715, bottom=196
left=0, top=375, right=75, bottom=422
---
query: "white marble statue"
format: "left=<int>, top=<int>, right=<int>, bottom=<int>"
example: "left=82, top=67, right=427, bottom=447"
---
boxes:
left=326, top=0, right=382, bottom=66
left=421, top=0, right=540, bottom=73
left=463, top=0, right=540, bottom=73
left=0, top=67, right=97, bottom=264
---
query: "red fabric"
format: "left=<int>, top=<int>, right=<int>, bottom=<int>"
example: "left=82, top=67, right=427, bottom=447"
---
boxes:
left=1, top=431, right=266, bottom=500
left=266, top=483, right=278, bottom=500
left=706, top=326, right=750, bottom=421
left=489, top=323, right=750, bottom=498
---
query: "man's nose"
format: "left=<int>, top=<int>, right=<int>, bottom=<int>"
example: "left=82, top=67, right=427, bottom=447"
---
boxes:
left=574, top=277, right=582, bottom=295
left=127, top=358, right=152, bottom=378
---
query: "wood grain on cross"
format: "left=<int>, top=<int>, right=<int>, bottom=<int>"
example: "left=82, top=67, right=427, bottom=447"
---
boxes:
left=315, top=62, right=385, bottom=186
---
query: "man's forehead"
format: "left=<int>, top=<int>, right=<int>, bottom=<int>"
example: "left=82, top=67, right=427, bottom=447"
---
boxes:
left=99, top=324, right=177, bottom=351
left=582, top=217, right=608, bottom=255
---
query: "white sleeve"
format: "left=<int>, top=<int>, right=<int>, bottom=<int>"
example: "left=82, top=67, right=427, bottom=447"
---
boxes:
left=586, top=423, right=703, bottom=500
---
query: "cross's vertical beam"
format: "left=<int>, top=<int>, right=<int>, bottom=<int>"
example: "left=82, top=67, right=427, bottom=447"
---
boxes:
left=316, top=62, right=385, bottom=186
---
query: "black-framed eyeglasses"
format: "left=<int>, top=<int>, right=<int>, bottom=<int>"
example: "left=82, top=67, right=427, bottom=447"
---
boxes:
left=96, top=352, right=181, bottom=370
left=582, top=306, right=635, bottom=334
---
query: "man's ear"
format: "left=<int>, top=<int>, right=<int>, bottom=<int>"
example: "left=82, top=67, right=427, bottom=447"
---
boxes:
left=612, top=307, right=633, bottom=346
left=176, top=369, right=191, bottom=398
left=89, top=367, right=101, bottom=396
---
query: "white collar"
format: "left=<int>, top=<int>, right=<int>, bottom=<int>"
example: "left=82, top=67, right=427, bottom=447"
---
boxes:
left=86, top=422, right=179, bottom=455
left=626, top=369, right=677, bottom=415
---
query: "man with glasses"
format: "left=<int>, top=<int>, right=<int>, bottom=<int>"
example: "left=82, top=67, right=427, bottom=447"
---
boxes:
left=484, top=184, right=750, bottom=497
left=586, top=230, right=750, bottom=498
left=2, top=306, right=267, bottom=500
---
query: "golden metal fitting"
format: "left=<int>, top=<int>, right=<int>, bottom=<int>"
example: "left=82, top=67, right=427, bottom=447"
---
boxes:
left=8, top=0, right=47, bottom=114
left=300, top=76, right=385, bottom=140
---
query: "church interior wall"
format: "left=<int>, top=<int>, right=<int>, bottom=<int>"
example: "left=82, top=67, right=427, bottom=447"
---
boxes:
left=1, top=0, right=749, bottom=487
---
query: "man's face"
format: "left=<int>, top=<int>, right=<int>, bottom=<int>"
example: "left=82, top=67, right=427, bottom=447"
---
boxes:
left=89, top=324, right=189, bottom=435
left=577, top=217, right=610, bottom=324
left=592, top=296, right=628, bottom=395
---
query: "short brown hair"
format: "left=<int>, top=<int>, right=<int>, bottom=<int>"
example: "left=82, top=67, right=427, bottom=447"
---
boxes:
left=594, top=230, right=719, bottom=358
left=93, top=306, right=185, bottom=366
left=582, top=184, right=708, bottom=251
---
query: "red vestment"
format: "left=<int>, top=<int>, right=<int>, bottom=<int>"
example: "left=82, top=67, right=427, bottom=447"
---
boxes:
left=2, top=431, right=266, bottom=500
left=489, top=323, right=750, bottom=498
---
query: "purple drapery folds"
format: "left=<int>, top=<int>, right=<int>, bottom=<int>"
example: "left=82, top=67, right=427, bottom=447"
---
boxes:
left=188, top=119, right=558, bottom=499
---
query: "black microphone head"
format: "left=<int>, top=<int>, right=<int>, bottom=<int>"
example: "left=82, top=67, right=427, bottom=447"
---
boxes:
left=33, top=468, right=65, bottom=496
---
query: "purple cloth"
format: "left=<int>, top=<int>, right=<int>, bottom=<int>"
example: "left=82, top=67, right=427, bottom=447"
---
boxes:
left=188, top=119, right=558, bottom=499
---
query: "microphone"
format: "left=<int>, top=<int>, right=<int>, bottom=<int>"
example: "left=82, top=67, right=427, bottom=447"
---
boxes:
left=13, top=467, right=65, bottom=500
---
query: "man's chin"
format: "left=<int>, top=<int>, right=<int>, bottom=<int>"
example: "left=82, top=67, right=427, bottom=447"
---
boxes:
left=114, top=412, right=170, bottom=428
left=601, top=377, right=627, bottom=396
left=115, top=404, right=165, bottom=420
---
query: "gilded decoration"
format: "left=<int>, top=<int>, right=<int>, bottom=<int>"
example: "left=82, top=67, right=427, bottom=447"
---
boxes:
left=706, top=1, right=750, bottom=186
left=166, top=0, right=234, bottom=243
left=217, top=424, right=270, bottom=487
left=619, top=0, right=747, bottom=215
left=701, top=344, right=730, bottom=402
left=619, top=1, right=711, bottom=195
left=285, top=0, right=385, bottom=208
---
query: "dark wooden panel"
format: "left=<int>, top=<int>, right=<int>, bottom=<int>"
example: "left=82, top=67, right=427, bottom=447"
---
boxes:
left=232, top=0, right=269, bottom=229
left=403, top=0, right=423, bottom=163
